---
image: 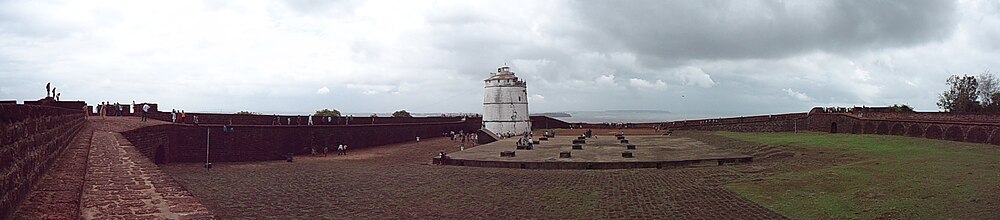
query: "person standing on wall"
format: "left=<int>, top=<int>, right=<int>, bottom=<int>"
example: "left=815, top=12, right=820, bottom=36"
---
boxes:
left=308, top=114, right=314, bottom=126
left=323, top=145, right=329, bottom=157
left=141, top=103, right=150, bottom=122
left=171, top=109, right=177, bottom=123
left=180, top=110, right=186, bottom=124
left=337, top=144, right=345, bottom=156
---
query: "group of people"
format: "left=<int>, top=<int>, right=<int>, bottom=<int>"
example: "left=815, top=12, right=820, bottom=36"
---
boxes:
left=271, top=114, right=351, bottom=125
left=311, top=144, right=349, bottom=156
left=516, top=131, right=533, bottom=149
left=449, top=130, right=478, bottom=150
left=91, top=101, right=128, bottom=119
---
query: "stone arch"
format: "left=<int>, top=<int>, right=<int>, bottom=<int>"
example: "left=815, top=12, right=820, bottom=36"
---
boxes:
left=967, top=126, right=990, bottom=143
left=863, top=121, right=876, bottom=134
left=906, top=124, right=925, bottom=137
left=890, top=123, right=906, bottom=136
left=924, top=125, right=943, bottom=140
left=944, top=126, right=964, bottom=141
left=990, top=128, right=1000, bottom=146
left=877, top=122, right=890, bottom=135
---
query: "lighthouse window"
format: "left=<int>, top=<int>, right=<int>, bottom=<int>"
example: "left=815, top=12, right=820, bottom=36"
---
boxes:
left=518, top=96, right=521, bottom=101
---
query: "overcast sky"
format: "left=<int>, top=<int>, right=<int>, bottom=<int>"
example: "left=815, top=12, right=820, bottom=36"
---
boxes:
left=2, top=0, right=999, bottom=117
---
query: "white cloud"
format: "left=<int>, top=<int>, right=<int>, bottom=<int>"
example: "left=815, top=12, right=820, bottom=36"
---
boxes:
left=783, top=88, right=813, bottom=101
left=595, top=74, right=618, bottom=87
left=676, top=66, right=715, bottom=88
left=316, top=86, right=330, bottom=95
left=628, top=78, right=667, bottom=90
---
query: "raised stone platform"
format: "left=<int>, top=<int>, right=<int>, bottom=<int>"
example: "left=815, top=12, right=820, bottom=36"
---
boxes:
left=439, top=135, right=752, bottom=169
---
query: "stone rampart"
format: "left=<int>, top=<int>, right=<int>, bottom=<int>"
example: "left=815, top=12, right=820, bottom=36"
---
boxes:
left=0, top=104, right=85, bottom=218
left=122, top=119, right=481, bottom=164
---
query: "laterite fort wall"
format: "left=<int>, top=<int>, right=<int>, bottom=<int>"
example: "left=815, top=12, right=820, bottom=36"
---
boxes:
left=0, top=104, right=85, bottom=218
left=122, top=119, right=481, bottom=164
left=665, top=108, right=1000, bottom=146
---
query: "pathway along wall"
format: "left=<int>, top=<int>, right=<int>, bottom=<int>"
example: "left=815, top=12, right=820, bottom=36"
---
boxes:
left=122, top=119, right=480, bottom=164
left=0, top=104, right=86, bottom=218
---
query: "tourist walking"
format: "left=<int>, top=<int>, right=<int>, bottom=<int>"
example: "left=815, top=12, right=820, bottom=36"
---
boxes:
left=141, top=103, right=150, bottom=122
left=307, top=114, right=314, bottom=126
left=171, top=109, right=177, bottom=123
left=180, top=110, right=186, bottom=124
left=337, top=144, right=345, bottom=155
left=323, top=146, right=329, bottom=157
left=99, top=102, right=106, bottom=119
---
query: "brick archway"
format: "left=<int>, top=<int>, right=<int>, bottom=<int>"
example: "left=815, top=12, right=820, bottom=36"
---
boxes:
left=890, top=123, right=906, bottom=136
left=863, top=121, right=876, bottom=134
left=967, top=126, right=990, bottom=143
left=924, top=125, right=943, bottom=139
left=944, top=126, right=964, bottom=141
left=877, top=122, right=890, bottom=135
left=906, top=124, right=925, bottom=137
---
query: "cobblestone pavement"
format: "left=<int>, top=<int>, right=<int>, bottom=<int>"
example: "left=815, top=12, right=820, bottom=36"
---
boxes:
left=12, top=117, right=213, bottom=220
left=80, top=130, right=213, bottom=219
left=164, top=136, right=788, bottom=219
left=12, top=125, right=94, bottom=220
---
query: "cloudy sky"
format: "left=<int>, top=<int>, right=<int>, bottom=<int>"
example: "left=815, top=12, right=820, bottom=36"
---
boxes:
left=2, top=0, right=999, bottom=118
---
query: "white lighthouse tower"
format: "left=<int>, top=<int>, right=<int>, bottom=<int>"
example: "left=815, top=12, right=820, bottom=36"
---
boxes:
left=483, top=64, right=531, bottom=136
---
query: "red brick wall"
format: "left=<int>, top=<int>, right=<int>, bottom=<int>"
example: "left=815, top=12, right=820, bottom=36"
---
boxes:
left=122, top=119, right=480, bottom=164
left=530, top=116, right=572, bottom=129
left=0, top=104, right=85, bottom=218
left=665, top=113, right=809, bottom=132
left=143, top=111, right=475, bottom=126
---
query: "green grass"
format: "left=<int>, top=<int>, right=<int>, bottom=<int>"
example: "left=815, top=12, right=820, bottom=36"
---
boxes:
left=720, top=132, right=1000, bottom=219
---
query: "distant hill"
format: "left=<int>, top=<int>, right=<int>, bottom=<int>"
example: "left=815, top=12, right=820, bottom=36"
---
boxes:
left=530, top=112, right=572, bottom=117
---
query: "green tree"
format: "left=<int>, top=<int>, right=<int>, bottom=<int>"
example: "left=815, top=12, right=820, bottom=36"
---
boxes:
left=315, top=108, right=341, bottom=117
left=890, top=104, right=914, bottom=112
left=392, top=110, right=412, bottom=117
left=977, top=69, right=1000, bottom=112
left=937, top=74, right=980, bottom=112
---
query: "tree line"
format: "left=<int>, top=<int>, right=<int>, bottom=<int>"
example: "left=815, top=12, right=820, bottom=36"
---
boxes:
left=937, top=69, right=1000, bottom=112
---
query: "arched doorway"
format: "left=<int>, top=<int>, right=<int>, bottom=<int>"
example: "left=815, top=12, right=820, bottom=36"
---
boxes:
left=831, top=122, right=838, bottom=133
left=155, top=146, right=166, bottom=164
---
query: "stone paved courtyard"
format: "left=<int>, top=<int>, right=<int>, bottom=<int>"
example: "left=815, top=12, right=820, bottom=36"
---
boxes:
left=162, top=135, right=789, bottom=219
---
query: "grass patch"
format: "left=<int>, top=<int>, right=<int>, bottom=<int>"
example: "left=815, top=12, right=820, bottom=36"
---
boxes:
left=721, top=132, right=1000, bottom=219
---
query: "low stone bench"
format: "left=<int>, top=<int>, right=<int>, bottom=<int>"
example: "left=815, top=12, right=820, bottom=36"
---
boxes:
left=620, top=139, right=629, bottom=144
left=626, top=144, right=636, bottom=150
left=622, top=152, right=634, bottom=158
left=572, top=139, right=586, bottom=145
left=617, top=136, right=626, bottom=140
left=577, top=136, right=586, bottom=140
left=559, top=151, right=571, bottom=158
left=539, top=137, right=549, bottom=141
left=500, top=151, right=516, bottom=157
left=532, top=140, right=540, bottom=144
left=572, top=144, right=583, bottom=150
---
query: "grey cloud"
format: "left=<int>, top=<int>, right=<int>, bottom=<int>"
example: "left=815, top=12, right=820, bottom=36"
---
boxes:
left=570, top=0, right=958, bottom=64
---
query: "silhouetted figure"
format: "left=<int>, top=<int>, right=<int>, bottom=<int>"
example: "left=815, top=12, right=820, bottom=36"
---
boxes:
left=56, top=93, right=60, bottom=101
left=45, top=82, right=50, bottom=97
left=51, top=87, right=56, bottom=99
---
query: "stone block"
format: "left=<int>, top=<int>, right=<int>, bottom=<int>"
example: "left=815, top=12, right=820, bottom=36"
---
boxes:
left=539, top=137, right=548, bottom=141
left=626, top=144, right=636, bottom=150
left=500, top=151, right=516, bottom=157
left=572, top=144, right=582, bottom=150
left=622, top=152, right=634, bottom=158
left=559, top=151, right=571, bottom=158
left=572, top=139, right=586, bottom=145
left=620, top=139, right=629, bottom=144
left=617, top=136, right=625, bottom=140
